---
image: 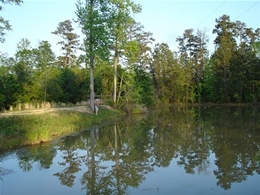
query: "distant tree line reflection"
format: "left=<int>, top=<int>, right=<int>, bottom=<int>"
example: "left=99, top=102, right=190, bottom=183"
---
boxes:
left=1, top=106, right=260, bottom=193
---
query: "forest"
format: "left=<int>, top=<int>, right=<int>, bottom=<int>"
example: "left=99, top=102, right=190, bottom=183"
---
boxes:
left=0, top=0, right=260, bottom=111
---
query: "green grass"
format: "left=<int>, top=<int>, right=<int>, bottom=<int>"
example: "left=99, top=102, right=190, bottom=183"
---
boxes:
left=0, top=107, right=123, bottom=151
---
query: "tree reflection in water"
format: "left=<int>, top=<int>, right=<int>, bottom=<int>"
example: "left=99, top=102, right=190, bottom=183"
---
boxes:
left=16, top=144, right=57, bottom=172
left=1, top=106, right=260, bottom=194
left=0, top=166, right=13, bottom=181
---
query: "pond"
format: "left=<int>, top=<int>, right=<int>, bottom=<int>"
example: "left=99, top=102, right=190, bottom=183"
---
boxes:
left=1, top=106, right=260, bottom=195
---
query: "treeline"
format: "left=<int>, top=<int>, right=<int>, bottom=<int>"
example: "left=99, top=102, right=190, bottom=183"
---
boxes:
left=153, top=15, right=260, bottom=104
left=0, top=2, right=260, bottom=111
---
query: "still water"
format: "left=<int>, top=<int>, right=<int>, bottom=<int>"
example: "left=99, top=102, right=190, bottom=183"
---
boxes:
left=1, top=106, right=260, bottom=195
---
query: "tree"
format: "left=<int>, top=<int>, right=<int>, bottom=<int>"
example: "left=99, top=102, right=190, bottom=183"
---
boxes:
left=94, top=60, right=113, bottom=98
left=75, top=0, right=110, bottom=111
left=151, top=43, right=174, bottom=103
left=124, top=21, right=154, bottom=67
left=123, top=21, right=154, bottom=106
left=33, top=41, right=56, bottom=102
left=176, top=28, right=209, bottom=102
left=108, top=0, right=141, bottom=107
left=252, top=41, right=260, bottom=58
left=34, top=40, right=55, bottom=69
left=13, top=38, right=34, bottom=102
left=57, top=68, right=81, bottom=104
left=0, top=60, right=18, bottom=110
left=108, top=20, right=155, bottom=107
left=133, top=66, right=154, bottom=106
left=0, top=0, right=23, bottom=43
left=52, top=20, right=80, bottom=67
left=210, top=15, right=260, bottom=103
left=212, top=15, right=237, bottom=102
left=232, top=23, right=260, bottom=102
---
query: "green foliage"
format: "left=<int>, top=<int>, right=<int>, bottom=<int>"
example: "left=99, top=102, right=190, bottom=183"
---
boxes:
left=0, top=0, right=23, bottom=43
left=203, top=60, right=217, bottom=102
left=252, top=41, right=260, bottom=58
left=52, top=20, right=80, bottom=67
left=1, top=13, right=260, bottom=110
left=94, top=61, right=113, bottom=97
left=208, top=15, right=260, bottom=103
left=176, top=28, right=209, bottom=103
left=0, top=66, right=18, bottom=110
left=151, top=43, right=193, bottom=104
left=75, top=0, right=111, bottom=63
left=108, top=0, right=142, bottom=107
left=34, top=40, right=55, bottom=69
left=75, top=0, right=112, bottom=111
left=133, top=66, right=154, bottom=106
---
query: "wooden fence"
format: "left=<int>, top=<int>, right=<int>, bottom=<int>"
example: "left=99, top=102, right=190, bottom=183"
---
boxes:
left=7, top=101, right=89, bottom=112
left=4, top=94, right=112, bottom=112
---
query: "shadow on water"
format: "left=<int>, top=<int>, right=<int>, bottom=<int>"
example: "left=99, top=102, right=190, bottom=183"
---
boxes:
left=1, top=106, right=260, bottom=194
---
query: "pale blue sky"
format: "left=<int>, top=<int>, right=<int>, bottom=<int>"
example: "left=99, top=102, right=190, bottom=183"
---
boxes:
left=0, top=0, right=259, bottom=57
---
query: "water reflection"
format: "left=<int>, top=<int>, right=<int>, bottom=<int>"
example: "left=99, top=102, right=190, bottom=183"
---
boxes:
left=1, top=106, right=260, bottom=194
left=0, top=165, right=13, bottom=181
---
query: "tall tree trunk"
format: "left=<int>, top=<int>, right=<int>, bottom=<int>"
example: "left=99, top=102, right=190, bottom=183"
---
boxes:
left=90, top=59, right=95, bottom=112
left=89, top=0, right=95, bottom=112
left=113, top=39, right=119, bottom=107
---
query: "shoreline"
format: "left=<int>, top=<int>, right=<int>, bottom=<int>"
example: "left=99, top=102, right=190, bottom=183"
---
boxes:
left=0, top=105, right=123, bottom=151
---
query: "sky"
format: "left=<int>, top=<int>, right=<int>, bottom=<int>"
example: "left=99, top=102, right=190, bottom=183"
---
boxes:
left=0, top=0, right=260, bottom=58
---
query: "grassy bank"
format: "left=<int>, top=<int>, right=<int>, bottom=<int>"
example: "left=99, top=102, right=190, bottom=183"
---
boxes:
left=0, top=107, right=123, bottom=151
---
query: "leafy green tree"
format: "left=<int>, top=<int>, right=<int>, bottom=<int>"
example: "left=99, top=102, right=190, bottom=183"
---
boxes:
left=211, top=15, right=237, bottom=102
left=32, top=41, right=56, bottom=102
left=233, top=24, right=260, bottom=102
left=45, top=67, right=63, bottom=102
left=43, top=67, right=85, bottom=104
left=151, top=43, right=191, bottom=104
left=108, top=0, right=141, bottom=107
left=250, top=41, right=260, bottom=102
left=0, top=52, right=18, bottom=110
left=58, top=68, right=81, bottom=104
left=52, top=20, right=80, bottom=67
left=123, top=21, right=155, bottom=106
left=203, top=58, right=217, bottom=102
left=71, top=66, right=89, bottom=101
left=195, top=29, right=209, bottom=102
left=252, top=41, right=260, bottom=58
left=13, top=38, right=36, bottom=103
left=124, top=21, right=154, bottom=66
left=133, top=66, right=154, bottom=106
left=0, top=51, right=15, bottom=66
left=34, top=40, right=55, bottom=69
left=94, top=60, right=113, bottom=98
left=210, top=15, right=260, bottom=103
left=76, top=0, right=110, bottom=111
left=0, top=66, right=18, bottom=110
left=0, top=0, right=23, bottom=43
left=176, top=28, right=209, bottom=102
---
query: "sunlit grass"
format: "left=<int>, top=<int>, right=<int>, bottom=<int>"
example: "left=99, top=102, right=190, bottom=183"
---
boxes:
left=0, top=108, right=123, bottom=150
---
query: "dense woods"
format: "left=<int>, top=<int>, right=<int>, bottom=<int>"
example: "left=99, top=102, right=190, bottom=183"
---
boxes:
left=0, top=0, right=260, bottom=111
